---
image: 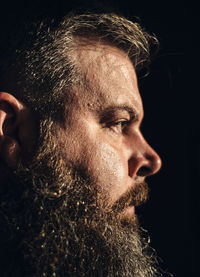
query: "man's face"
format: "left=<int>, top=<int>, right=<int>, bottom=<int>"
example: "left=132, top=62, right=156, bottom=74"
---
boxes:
left=58, top=43, right=161, bottom=218
left=0, top=43, right=163, bottom=277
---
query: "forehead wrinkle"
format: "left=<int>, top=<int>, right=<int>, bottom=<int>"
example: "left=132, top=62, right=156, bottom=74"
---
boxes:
left=74, top=43, right=143, bottom=119
left=79, top=55, right=134, bottom=103
left=77, top=42, right=131, bottom=82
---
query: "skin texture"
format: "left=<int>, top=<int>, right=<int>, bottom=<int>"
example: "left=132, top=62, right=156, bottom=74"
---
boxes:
left=58, top=43, right=162, bottom=214
left=0, top=43, right=165, bottom=277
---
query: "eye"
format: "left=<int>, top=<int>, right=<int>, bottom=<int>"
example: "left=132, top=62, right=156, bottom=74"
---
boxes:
left=107, top=119, right=130, bottom=133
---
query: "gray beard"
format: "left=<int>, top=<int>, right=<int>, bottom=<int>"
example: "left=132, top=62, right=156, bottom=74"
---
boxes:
left=0, top=120, right=164, bottom=277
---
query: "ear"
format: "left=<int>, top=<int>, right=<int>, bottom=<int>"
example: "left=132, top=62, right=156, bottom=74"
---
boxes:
left=0, top=92, right=36, bottom=168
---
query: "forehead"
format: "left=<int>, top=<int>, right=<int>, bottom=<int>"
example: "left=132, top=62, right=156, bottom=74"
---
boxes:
left=74, top=42, right=143, bottom=116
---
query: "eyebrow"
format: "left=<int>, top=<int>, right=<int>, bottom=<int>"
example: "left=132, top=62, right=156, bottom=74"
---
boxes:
left=98, top=104, right=140, bottom=122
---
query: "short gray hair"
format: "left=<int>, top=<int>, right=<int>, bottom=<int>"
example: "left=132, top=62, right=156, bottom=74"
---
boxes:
left=2, top=12, right=158, bottom=121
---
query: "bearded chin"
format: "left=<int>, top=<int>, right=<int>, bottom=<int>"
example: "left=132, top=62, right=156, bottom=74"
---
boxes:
left=0, top=124, right=162, bottom=277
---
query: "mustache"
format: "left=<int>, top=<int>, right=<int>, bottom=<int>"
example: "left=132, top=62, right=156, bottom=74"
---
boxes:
left=111, top=181, right=149, bottom=214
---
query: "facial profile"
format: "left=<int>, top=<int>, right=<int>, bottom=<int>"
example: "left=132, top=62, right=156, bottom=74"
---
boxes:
left=0, top=12, right=170, bottom=277
left=58, top=42, right=161, bottom=216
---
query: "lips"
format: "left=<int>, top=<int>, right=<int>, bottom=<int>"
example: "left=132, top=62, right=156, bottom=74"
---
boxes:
left=111, top=181, right=149, bottom=215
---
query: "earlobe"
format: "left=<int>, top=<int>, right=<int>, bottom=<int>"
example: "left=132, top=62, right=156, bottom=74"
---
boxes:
left=0, top=92, right=29, bottom=168
left=0, top=136, right=20, bottom=168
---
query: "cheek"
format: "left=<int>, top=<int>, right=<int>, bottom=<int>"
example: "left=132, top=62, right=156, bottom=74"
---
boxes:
left=87, top=140, right=129, bottom=204
left=59, top=121, right=129, bottom=205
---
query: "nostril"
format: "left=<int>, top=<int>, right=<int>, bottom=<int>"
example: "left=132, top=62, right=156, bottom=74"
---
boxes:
left=128, top=150, right=162, bottom=178
left=137, top=166, right=152, bottom=177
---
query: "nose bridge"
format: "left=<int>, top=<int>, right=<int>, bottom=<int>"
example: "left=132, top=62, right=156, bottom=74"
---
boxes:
left=129, top=129, right=151, bottom=157
left=127, top=130, right=162, bottom=177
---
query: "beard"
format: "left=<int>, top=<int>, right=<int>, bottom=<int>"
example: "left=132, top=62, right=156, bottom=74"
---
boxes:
left=0, top=119, right=165, bottom=277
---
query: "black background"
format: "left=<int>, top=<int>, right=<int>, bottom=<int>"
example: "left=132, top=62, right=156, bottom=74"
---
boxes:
left=0, top=1, right=199, bottom=276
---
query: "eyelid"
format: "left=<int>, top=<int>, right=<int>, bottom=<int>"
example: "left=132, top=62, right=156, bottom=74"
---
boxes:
left=105, top=117, right=130, bottom=125
left=103, top=117, right=133, bottom=135
left=99, top=106, right=138, bottom=124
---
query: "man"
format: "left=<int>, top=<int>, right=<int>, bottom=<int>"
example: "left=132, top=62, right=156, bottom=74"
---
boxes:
left=0, top=12, right=166, bottom=276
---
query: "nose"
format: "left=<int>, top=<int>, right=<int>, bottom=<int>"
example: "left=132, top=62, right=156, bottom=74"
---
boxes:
left=128, top=133, right=162, bottom=178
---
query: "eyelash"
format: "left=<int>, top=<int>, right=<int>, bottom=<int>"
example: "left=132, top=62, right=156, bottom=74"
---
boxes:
left=106, top=119, right=130, bottom=133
